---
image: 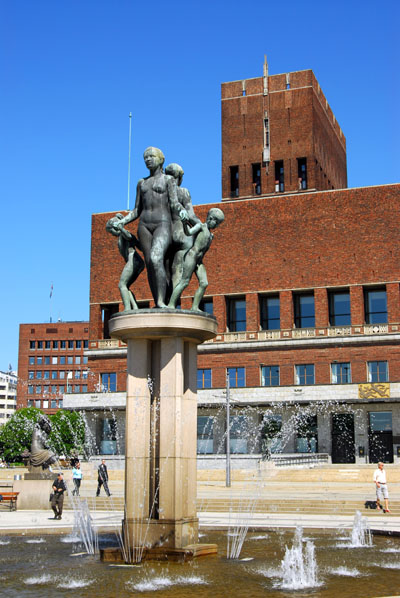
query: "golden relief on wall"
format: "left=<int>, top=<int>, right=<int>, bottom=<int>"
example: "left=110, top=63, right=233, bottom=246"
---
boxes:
left=358, top=383, right=390, bottom=399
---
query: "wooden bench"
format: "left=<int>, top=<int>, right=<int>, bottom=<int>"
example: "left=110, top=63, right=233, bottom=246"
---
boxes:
left=0, top=491, right=19, bottom=511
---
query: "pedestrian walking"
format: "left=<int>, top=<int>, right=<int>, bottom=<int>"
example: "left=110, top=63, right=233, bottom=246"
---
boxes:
left=96, top=459, right=111, bottom=497
left=72, top=461, right=83, bottom=496
left=374, top=461, right=391, bottom=513
left=51, top=472, right=67, bottom=520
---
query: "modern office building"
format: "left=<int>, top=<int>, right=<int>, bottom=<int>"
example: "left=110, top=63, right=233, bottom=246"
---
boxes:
left=0, top=370, right=17, bottom=422
left=17, top=321, right=89, bottom=414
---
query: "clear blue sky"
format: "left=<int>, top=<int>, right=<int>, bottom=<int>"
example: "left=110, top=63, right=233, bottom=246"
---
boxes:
left=0, top=0, right=398, bottom=374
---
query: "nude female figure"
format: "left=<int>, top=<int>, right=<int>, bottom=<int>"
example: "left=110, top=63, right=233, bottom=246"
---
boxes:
left=117, top=147, right=187, bottom=307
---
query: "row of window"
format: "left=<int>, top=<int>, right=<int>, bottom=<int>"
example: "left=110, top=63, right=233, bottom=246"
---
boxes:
left=0, top=404, right=16, bottom=409
left=28, top=356, right=88, bottom=366
left=197, top=361, right=389, bottom=388
left=229, top=158, right=308, bottom=197
left=29, top=340, right=88, bottom=350
left=27, top=399, right=64, bottom=409
left=28, top=370, right=88, bottom=380
left=226, top=288, right=388, bottom=332
left=27, top=384, right=88, bottom=395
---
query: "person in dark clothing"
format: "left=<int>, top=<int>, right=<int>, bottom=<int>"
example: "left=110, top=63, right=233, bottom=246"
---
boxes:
left=96, top=459, right=111, bottom=497
left=51, top=472, right=67, bottom=519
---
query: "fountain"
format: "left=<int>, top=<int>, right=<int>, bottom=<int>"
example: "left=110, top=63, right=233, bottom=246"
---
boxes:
left=350, top=510, right=373, bottom=547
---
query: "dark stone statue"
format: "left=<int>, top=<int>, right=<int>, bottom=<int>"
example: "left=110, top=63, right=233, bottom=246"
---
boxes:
left=30, top=415, right=58, bottom=470
left=106, top=213, right=145, bottom=310
left=109, top=148, right=224, bottom=312
left=117, top=147, right=188, bottom=308
left=168, top=208, right=225, bottom=310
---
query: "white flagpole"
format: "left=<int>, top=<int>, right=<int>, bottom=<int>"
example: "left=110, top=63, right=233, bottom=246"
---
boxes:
left=127, top=112, right=132, bottom=210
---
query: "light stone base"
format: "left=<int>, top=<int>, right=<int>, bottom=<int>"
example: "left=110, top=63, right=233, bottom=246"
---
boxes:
left=100, top=543, right=218, bottom=563
left=13, top=479, right=54, bottom=510
left=109, top=310, right=217, bottom=560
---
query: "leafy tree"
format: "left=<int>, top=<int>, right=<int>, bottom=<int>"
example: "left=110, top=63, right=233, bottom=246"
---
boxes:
left=49, top=410, right=86, bottom=457
left=0, top=407, right=42, bottom=463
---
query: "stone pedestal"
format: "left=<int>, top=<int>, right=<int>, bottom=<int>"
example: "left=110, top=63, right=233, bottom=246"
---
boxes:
left=109, top=309, right=217, bottom=561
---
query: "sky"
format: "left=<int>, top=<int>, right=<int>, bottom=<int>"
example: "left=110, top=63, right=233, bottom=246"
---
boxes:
left=0, top=0, right=399, bottom=374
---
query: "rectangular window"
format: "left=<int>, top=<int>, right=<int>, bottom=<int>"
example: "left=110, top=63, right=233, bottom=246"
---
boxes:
left=252, top=163, right=261, bottom=195
left=82, top=371, right=88, bottom=379
left=230, top=165, right=239, bottom=198
left=60, top=356, right=66, bottom=365
left=37, top=341, right=43, bottom=349
left=329, top=291, right=351, bottom=326
left=28, top=385, right=34, bottom=395
left=37, top=357, right=43, bottom=365
left=197, top=369, right=212, bottom=389
left=82, top=385, right=88, bottom=392
left=30, top=341, right=35, bottom=349
left=44, top=371, right=50, bottom=379
left=43, top=400, right=49, bottom=409
left=369, top=411, right=392, bottom=432
left=59, top=371, right=65, bottom=379
left=75, top=356, right=81, bottom=364
left=68, top=340, right=74, bottom=349
left=297, top=157, right=307, bottom=190
left=51, top=371, right=57, bottom=380
left=295, top=364, right=315, bottom=385
left=27, top=399, right=34, bottom=406
left=199, top=298, right=213, bottom=316
left=294, top=293, right=315, bottom=328
left=29, top=357, right=35, bottom=365
left=45, top=341, right=51, bottom=349
left=331, top=362, right=351, bottom=383
left=229, top=415, right=249, bottom=454
left=83, top=356, right=88, bottom=364
left=53, top=341, right=58, bottom=349
left=59, top=386, right=65, bottom=394
left=262, top=415, right=282, bottom=454
left=36, top=371, right=42, bottom=379
left=367, top=361, right=388, bottom=382
left=261, top=365, right=280, bottom=386
left=60, top=340, right=66, bottom=349
left=28, top=371, right=34, bottom=379
left=35, top=399, right=41, bottom=408
left=74, top=371, right=81, bottom=379
left=364, top=288, right=388, bottom=324
left=43, top=385, right=49, bottom=394
left=76, top=340, right=82, bottom=349
left=44, top=356, right=50, bottom=365
left=101, top=372, right=117, bottom=392
left=52, top=357, right=58, bottom=365
left=260, top=295, right=280, bottom=330
left=36, top=386, right=42, bottom=394
left=197, top=415, right=215, bottom=454
left=74, top=385, right=80, bottom=393
left=51, top=385, right=57, bottom=393
left=296, top=415, right=318, bottom=453
left=227, top=297, right=246, bottom=332
left=84, top=340, right=88, bottom=349
left=67, top=356, right=73, bottom=365
left=51, top=399, right=57, bottom=408
left=58, top=400, right=63, bottom=408
left=227, top=367, right=245, bottom=388
left=275, top=160, right=284, bottom=192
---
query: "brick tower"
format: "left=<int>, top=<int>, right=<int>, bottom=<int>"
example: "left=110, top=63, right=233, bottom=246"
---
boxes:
left=221, top=57, right=347, bottom=200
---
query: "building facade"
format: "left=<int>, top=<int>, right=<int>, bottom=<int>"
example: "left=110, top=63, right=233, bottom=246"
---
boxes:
left=17, top=322, right=89, bottom=414
left=49, top=61, right=400, bottom=464
left=0, top=371, right=17, bottom=423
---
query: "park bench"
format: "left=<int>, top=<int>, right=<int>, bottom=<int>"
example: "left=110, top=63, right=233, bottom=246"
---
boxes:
left=0, top=486, right=19, bottom=511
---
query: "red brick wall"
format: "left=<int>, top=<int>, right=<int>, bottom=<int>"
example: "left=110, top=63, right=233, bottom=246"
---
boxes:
left=221, top=69, right=347, bottom=199
left=17, top=322, right=89, bottom=411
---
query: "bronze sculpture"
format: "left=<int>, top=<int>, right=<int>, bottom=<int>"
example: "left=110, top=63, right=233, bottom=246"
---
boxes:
left=30, top=415, right=58, bottom=470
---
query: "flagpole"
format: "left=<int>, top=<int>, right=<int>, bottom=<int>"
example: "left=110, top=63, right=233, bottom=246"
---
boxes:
left=127, top=112, right=132, bottom=210
left=49, top=282, right=53, bottom=323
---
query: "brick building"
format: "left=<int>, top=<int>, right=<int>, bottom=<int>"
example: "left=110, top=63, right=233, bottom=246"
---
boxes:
left=61, top=60, right=400, bottom=464
left=17, top=322, right=89, bottom=414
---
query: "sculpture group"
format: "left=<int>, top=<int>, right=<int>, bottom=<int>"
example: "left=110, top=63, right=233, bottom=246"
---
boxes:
left=107, top=147, right=224, bottom=312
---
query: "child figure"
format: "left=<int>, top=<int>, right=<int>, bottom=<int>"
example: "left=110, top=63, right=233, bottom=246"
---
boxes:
left=106, top=213, right=145, bottom=311
left=168, top=208, right=224, bottom=311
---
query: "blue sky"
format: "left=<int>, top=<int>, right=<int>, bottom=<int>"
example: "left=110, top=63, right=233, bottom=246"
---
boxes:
left=0, top=0, right=398, bottom=374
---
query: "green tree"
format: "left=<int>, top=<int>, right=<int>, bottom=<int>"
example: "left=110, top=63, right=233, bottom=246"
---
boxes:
left=49, top=410, right=86, bottom=457
left=0, top=407, right=42, bottom=463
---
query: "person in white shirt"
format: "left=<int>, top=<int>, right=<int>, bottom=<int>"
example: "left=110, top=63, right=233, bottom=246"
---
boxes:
left=373, top=461, right=390, bottom=513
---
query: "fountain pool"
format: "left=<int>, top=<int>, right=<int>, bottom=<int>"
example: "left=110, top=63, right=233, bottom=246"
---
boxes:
left=1, top=529, right=399, bottom=598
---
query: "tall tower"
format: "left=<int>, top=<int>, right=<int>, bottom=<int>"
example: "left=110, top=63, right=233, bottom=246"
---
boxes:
left=221, top=59, right=347, bottom=200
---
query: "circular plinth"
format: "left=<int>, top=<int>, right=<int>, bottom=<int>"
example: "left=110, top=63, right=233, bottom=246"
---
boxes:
left=109, top=309, right=218, bottom=344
